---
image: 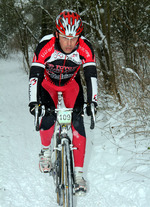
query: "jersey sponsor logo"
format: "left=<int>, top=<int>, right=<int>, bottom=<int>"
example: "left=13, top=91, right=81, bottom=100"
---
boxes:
left=30, top=78, right=37, bottom=85
left=46, top=63, right=78, bottom=74
left=41, top=45, right=54, bottom=58
left=29, top=78, right=38, bottom=103
left=50, top=73, right=73, bottom=80
left=93, top=94, right=97, bottom=102
left=53, top=51, right=65, bottom=59
left=49, top=50, right=82, bottom=65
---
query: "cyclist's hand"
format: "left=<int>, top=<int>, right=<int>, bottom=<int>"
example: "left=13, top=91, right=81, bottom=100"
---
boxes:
left=86, top=102, right=97, bottom=116
left=29, top=103, right=41, bottom=116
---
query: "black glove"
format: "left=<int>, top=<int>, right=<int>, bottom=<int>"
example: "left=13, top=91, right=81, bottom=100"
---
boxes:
left=86, top=102, right=97, bottom=116
left=29, top=103, right=41, bottom=116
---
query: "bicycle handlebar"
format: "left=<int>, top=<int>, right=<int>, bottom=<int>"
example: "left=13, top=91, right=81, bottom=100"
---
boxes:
left=34, top=105, right=96, bottom=131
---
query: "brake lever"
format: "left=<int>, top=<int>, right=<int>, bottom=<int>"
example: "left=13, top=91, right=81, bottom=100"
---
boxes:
left=34, top=105, right=39, bottom=131
left=90, top=103, right=96, bottom=129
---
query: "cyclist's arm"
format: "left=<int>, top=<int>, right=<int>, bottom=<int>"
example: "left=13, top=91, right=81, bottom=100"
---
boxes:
left=79, top=36, right=97, bottom=105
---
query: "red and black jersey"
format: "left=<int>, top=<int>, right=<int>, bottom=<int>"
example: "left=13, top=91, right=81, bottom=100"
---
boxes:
left=29, top=34, right=97, bottom=104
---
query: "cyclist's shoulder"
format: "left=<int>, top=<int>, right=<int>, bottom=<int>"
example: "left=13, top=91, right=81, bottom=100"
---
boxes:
left=78, top=36, right=94, bottom=52
left=79, top=36, right=92, bottom=46
left=34, top=34, right=55, bottom=61
left=78, top=36, right=95, bottom=59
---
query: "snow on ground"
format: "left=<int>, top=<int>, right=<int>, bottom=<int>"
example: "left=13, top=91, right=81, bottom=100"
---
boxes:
left=0, top=55, right=150, bottom=207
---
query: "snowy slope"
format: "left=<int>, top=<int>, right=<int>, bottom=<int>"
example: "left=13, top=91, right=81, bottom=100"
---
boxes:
left=0, top=55, right=150, bottom=207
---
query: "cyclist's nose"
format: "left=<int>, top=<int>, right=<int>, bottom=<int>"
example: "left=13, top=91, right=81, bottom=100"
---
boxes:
left=67, top=39, right=72, bottom=46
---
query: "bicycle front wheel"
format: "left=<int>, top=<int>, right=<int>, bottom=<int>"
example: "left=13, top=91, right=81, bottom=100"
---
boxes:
left=61, top=140, right=73, bottom=207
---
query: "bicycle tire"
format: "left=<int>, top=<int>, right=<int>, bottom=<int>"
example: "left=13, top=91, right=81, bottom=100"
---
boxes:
left=65, top=140, right=73, bottom=207
left=56, top=150, right=63, bottom=206
left=62, top=140, right=73, bottom=207
left=55, top=133, right=63, bottom=206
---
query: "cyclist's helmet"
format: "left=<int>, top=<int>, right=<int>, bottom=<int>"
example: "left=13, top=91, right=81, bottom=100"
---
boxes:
left=56, top=10, right=83, bottom=37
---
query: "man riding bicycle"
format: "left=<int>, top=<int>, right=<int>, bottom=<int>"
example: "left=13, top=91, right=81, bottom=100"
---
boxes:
left=29, top=9, right=97, bottom=194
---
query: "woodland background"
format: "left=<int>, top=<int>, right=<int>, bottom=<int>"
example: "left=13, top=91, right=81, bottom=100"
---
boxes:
left=0, top=0, right=149, bottom=109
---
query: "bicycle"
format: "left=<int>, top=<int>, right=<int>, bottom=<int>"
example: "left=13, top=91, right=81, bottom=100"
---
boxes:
left=34, top=92, right=96, bottom=206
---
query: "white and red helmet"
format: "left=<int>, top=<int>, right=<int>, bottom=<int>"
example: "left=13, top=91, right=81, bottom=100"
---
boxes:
left=56, top=10, right=83, bottom=37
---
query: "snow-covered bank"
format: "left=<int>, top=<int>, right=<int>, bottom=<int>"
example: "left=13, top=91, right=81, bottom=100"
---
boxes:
left=0, top=56, right=150, bottom=207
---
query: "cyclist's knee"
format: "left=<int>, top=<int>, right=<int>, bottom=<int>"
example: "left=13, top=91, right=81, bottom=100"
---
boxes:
left=72, top=111, right=85, bottom=137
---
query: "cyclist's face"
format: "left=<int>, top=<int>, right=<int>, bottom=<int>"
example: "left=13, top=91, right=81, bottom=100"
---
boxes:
left=56, top=32, right=78, bottom=54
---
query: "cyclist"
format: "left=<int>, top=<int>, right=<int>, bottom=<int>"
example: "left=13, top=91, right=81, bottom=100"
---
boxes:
left=29, top=9, right=97, bottom=194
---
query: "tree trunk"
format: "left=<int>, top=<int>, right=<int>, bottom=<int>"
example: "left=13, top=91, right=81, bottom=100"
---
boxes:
left=41, top=0, right=50, bottom=37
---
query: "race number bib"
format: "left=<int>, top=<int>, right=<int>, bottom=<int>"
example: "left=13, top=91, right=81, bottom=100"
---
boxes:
left=57, top=110, right=72, bottom=124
